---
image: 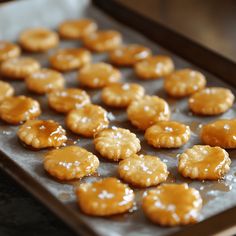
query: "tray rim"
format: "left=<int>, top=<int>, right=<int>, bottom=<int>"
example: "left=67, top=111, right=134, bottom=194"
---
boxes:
left=0, top=0, right=236, bottom=235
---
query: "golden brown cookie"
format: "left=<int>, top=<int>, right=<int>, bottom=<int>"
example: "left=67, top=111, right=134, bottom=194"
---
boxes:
left=66, top=104, right=109, bottom=137
left=94, top=127, right=141, bottom=161
left=142, top=183, right=202, bottom=226
left=83, top=30, right=122, bottom=52
left=109, top=44, right=151, bottom=66
left=0, top=80, right=14, bottom=102
left=178, top=145, right=231, bottom=180
left=164, top=69, right=206, bottom=97
left=0, top=96, right=41, bottom=125
left=118, top=154, right=168, bottom=187
left=50, top=48, right=91, bottom=72
left=58, top=18, right=97, bottom=39
left=44, top=146, right=99, bottom=180
left=145, top=121, right=191, bottom=148
left=0, top=41, right=21, bottom=63
left=127, top=95, right=171, bottom=130
left=48, top=88, right=90, bottom=113
left=17, top=119, right=67, bottom=149
left=19, top=27, right=59, bottom=52
left=78, top=62, right=121, bottom=88
left=76, top=177, right=135, bottom=216
left=189, top=87, right=234, bottom=115
left=201, top=119, right=236, bottom=148
left=135, top=55, right=174, bottom=79
left=0, top=57, right=40, bottom=80
left=101, top=82, right=145, bottom=108
left=25, top=68, right=65, bottom=94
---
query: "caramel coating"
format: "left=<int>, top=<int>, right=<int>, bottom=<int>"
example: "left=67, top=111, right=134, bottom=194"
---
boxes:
left=58, top=18, right=97, bottom=39
left=145, top=121, right=191, bottom=148
left=50, top=48, right=91, bottom=72
left=189, top=87, right=234, bottom=115
left=19, top=27, right=59, bottom=52
left=127, top=95, right=171, bottom=130
left=0, top=57, right=40, bottom=80
left=25, top=68, right=64, bottom=94
left=48, top=88, right=90, bottom=113
left=0, top=41, right=21, bottom=63
left=178, top=145, right=231, bottom=180
left=118, top=154, right=169, bottom=187
left=76, top=177, right=134, bottom=216
left=201, top=119, right=236, bottom=148
left=17, top=119, right=67, bottom=149
left=101, top=82, right=145, bottom=108
left=78, top=62, right=121, bottom=88
left=0, top=96, right=41, bottom=125
left=135, top=55, right=174, bottom=79
left=0, top=80, right=14, bottom=102
left=142, top=183, right=202, bottom=226
left=83, top=30, right=122, bottom=52
left=94, top=127, right=141, bottom=161
left=164, top=69, right=206, bottom=97
left=44, top=146, right=99, bottom=180
left=66, top=104, right=109, bottom=137
left=109, top=44, right=151, bottom=66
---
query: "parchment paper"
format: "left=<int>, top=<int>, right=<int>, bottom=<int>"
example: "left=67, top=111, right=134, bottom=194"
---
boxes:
left=0, top=0, right=236, bottom=235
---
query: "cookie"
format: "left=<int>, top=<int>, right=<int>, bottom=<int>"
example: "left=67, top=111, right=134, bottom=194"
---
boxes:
left=0, top=96, right=41, bottom=125
left=48, top=88, right=90, bottom=113
left=201, top=119, right=236, bottom=148
left=145, top=121, right=191, bottom=148
left=76, top=177, right=134, bottom=216
left=0, top=57, right=40, bottom=80
left=66, top=104, right=109, bottom=137
left=101, top=82, right=145, bottom=108
left=142, top=183, right=202, bottom=226
left=50, top=48, right=91, bottom=72
left=17, top=119, right=67, bottom=149
left=58, top=18, right=97, bottom=39
left=94, top=127, right=141, bottom=161
left=118, top=154, right=168, bottom=187
left=0, top=41, right=21, bottom=63
left=25, top=68, right=64, bottom=94
left=78, top=62, right=121, bottom=88
left=109, top=44, right=151, bottom=66
left=83, top=30, right=122, bottom=52
left=189, top=87, right=234, bottom=115
left=44, top=146, right=99, bottom=180
left=19, top=27, right=59, bottom=52
left=164, top=69, right=206, bottom=97
left=0, top=80, right=14, bottom=102
left=178, top=145, right=231, bottom=180
left=135, top=55, right=174, bottom=79
left=127, top=95, right=171, bottom=130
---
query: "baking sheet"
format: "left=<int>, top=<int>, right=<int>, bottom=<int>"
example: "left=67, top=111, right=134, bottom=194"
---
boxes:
left=0, top=0, right=236, bottom=235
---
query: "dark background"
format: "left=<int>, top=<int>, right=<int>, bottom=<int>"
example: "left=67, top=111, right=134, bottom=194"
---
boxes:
left=1, top=0, right=236, bottom=235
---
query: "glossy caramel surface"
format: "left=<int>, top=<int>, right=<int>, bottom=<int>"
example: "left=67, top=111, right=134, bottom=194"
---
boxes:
left=127, top=95, right=171, bottom=130
left=201, top=119, right=236, bottom=148
left=76, top=177, right=134, bottom=216
left=118, top=154, right=169, bottom=187
left=48, top=88, right=90, bottom=113
left=109, top=44, right=151, bottom=66
left=178, top=145, right=231, bottom=180
left=58, top=18, right=97, bottom=39
left=44, top=146, right=99, bottom=180
left=142, top=183, right=202, bottom=226
left=0, top=96, right=41, bottom=124
left=101, top=82, right=145, bottom=107
left=17, top=119, right=67, bottom=149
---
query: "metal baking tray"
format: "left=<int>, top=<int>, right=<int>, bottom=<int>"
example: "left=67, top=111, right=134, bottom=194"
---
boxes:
left=0, top=0, right=236, bottom=235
